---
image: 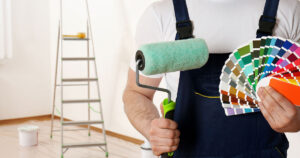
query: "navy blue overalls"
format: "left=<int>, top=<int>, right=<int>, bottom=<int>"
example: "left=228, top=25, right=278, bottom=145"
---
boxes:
left=172, top=0, right=289, bottom=157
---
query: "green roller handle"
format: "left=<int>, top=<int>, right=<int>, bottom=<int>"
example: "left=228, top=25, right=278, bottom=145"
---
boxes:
left=162, top=98, right=176, bottom=119
left=161, top=98, right=176, bottom=158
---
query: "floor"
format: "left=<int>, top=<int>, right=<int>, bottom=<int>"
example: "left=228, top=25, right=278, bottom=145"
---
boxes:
left=0, top=119, right=141, bottom=158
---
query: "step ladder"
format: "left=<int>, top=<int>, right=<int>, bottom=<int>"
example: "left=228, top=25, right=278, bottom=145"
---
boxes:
left=50, top=0, right=108, bottom=157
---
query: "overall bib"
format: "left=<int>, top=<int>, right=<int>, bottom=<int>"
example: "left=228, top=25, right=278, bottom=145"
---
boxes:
left=172, top=0, right=289, bottom=157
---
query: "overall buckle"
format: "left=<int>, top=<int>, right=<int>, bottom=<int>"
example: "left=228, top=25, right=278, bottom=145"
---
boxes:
left=176, top=20, right=194, bottom=39
left=256, top=15, right=276, bottom=36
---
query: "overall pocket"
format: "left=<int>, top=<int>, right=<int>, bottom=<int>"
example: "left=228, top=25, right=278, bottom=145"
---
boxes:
left=194, top=74, right=221, bottom=98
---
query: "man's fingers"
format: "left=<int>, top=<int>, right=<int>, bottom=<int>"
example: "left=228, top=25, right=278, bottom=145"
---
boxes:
left=150, top=127, right=180, bottom=139
left=258, top=88, right=275, bottom=122
left=259, top=87, right=285, bottom=114
left=149, top=136, right=180, bottom=146
left=258, top=88, right=279, bottom=127
left=258, top=87, right=291, bottom=132
left=259, top=102, right=275, bottom=126
left=264, top=86, right=296, bottom=115
left=149, top=118, right=180, bottom=156
left=258, top=87, right=284, bottom=123
left=152, top=145, right=178, bottom=156
left=261, top=86, right=297, bottom=126
left=155, top=118, right=178, bottom=129
left=259, top=101, right=285, bottom=132
left=256, top=86, right=300, bottom=133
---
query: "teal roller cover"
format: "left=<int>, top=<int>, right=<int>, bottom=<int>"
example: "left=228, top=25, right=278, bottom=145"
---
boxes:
left=136, top=38, right=209, bottom=75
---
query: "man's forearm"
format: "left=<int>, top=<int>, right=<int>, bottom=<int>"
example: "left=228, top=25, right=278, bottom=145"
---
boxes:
left=123, top=89, right=160, bottom=139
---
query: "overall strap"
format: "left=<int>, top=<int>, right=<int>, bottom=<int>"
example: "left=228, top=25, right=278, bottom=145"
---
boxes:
left=173, top=0, right=194, bottom=40
left=256, top=0, right=280, bottom=38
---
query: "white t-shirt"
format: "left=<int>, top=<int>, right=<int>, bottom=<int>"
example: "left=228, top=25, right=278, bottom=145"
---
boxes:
left=130, top=0, right=300, bottom=101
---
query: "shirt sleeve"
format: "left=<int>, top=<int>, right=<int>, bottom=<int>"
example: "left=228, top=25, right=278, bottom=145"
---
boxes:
left=290, top=1, right=300, bottom=43
left=129, top=4, right=164, bottom=78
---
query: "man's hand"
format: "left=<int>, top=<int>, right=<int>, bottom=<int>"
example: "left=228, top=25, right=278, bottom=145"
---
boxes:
left=123, top=69, right=180, bottom=155
left=149, top=118, right=180, bottom=156
left=257, top=86, right=300, bottom=133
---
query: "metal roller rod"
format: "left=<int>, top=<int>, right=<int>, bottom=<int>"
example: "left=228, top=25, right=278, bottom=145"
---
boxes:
left=136, top=60, right=171, bottom=103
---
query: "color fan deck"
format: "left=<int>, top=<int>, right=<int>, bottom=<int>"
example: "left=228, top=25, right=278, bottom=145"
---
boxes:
left=219, top=36, right=300, bottom=116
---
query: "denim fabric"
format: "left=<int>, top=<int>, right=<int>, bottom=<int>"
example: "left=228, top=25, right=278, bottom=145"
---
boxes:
left=173, top=54, right=289, bottom=157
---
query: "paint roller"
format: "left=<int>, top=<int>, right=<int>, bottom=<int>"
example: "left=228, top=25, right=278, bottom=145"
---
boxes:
left=62, top=32, right=86, bottom=39
left=135, top=38, right=209, bottom=158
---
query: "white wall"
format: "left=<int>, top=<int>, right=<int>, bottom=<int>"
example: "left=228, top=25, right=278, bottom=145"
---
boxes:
left=0, top=0, right=13, bottom=59
left=0, top=0, right=51, bottom=120
left=287, top=133, right=300, bottom=158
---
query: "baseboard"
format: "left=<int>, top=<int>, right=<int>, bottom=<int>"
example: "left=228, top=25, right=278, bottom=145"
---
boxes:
left=0, top=114, right=144, bottom=145
left=0, top=114, right=52, bottom=125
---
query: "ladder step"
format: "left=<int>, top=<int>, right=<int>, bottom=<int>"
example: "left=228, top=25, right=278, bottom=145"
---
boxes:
left=63, top=38, right=89, bottom=41
left=62, top=57, right=95, bottom=61
left=63, top=142, right=106, bottom=148
left=52, top=128, right=88, bottom=132
left=62, top=99, right=100, bottom=104
left=62, top=120, right=103, bottom=126
left=62, top=78, right=98, bottom=82
left=56, top=84, right=88, bottom=87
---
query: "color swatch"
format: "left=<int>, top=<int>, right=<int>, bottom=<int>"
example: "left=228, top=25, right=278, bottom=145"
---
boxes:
left=219, top=36, right=300, bottom=116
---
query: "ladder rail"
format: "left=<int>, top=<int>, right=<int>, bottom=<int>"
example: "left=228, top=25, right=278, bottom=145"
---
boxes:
left=59, top=0, right=64, bottom=157
left=85, top=0, right=108, bottom=154
left=87, top=20, right=91, bottom=136
left=50, top=20, right=61, bottom=138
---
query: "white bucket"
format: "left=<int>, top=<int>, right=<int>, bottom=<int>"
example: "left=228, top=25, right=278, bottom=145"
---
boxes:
left=141, top=140, right=158, bottom=158
left=17, top=125, right=39, bottom=147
